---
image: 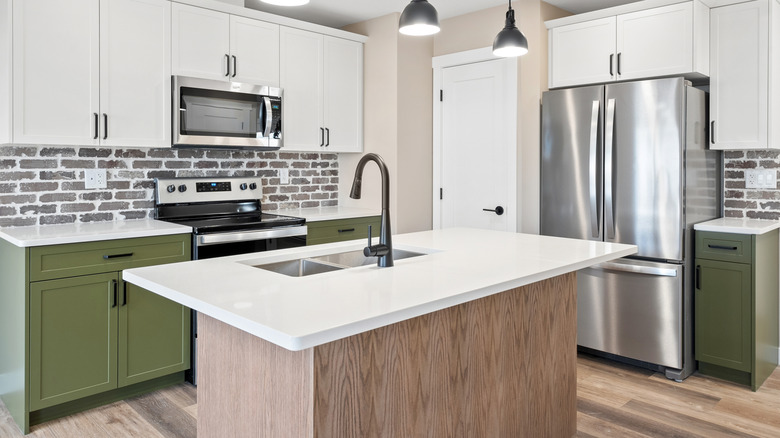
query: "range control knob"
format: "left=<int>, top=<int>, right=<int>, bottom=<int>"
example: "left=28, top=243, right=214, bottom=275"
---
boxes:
left=240, top=183, right=248, bottom=190
left=249, top=182, right=257, bottom=190
left=166, top=184, right=176, bottom=193
left=178, top=184, right=187, bottom=193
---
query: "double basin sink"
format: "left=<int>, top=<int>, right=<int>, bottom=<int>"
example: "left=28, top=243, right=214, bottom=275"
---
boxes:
left=255, top=248, right=425, bottom=277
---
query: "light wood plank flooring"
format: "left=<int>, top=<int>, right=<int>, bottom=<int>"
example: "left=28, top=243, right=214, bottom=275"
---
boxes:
left=1, top=353, right=779, bottom=437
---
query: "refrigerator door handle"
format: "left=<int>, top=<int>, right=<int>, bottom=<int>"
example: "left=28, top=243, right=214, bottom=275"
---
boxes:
left=604, top=98, right=616, bottom=239
left=594, top=261, right=678, bottom=277
left=589, top=100, right=601, bottom=238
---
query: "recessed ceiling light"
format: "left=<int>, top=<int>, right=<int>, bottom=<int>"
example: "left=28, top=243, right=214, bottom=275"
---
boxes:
left=260, top=0, right=309, bottom=6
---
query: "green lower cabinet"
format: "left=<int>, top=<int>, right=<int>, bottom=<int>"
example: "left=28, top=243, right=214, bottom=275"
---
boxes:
left=30, top=274, right=118, bottom=410
left=307, top=216, right=381, bottom=246
left=119, top=282, right=190, bottom=387
left=694, top=229, right=779, bottom=391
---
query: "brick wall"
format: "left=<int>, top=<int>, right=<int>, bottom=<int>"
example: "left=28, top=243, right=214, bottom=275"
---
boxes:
left=724, top=150, right=780, bottom=220
left=0, top=145, right=338, bottom=227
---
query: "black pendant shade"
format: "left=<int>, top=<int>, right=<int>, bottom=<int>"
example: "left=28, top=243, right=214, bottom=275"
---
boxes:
left=493, top=1, right=528, bottom=57
left=399, top=0, right=440, bottom=36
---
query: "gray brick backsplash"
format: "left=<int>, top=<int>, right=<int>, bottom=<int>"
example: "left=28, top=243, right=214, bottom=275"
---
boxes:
left=0, top=145, right=339, bottom=227
left=724, top=150, right=780, bottom=219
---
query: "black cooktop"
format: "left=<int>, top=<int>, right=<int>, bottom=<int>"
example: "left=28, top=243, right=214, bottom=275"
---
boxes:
left=168, top=212, right=305, bottom=234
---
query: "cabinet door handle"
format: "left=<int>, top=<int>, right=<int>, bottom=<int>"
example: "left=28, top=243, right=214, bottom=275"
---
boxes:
left=111, top=279, right=117, bottom=308
left=232, top=55, right=237, bottom=78
left=102, top=114, right=108, bottom=140
left=325, top=128, right=330, bottom=147
left=93, top=113, right=99, bottom=140
left=609, top=54, right=614, bottom=76
left=320, top=127, right=325, bottom=147
left=695, top=265, right=700, bottom=290
left=122, top=281, right=127, bottom=306
left=225, top=54, right=230, bottom=77
left=103, top=252, right=134, bottom=259
left=617, top=52, right=622, bottom=75
left=710, top=120, right=715, bottom=144
left=707, top=244, right=738, bottom=251
left=337, top=228, right=355, bottom=233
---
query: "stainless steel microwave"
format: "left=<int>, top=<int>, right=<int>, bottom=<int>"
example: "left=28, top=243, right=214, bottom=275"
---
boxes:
left=172, top=76, right=282, bottom=149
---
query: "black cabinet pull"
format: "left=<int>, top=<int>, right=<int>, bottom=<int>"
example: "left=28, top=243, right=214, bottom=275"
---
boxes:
left=320, top=127, right=325, bottom=147
left=103, top=252, right=134, bottom=259
left=111, top=279, right=117, bottom=308
left=707, top=244, right=738, bottom=251
left=695, top=265, right=701, bottom=290
left=225, top=54, right=230, bottom=77
left=102, top=113, right=108, bottom=140
left=93, top=113, right=99, bottom=139
left=710, top=120, right=715, bottom=144
left=617, top=52, right=622, bottom=75
left=232, top=55, right=237, bottom=78
left=325, top=128, right=330, bottom=147
left=338, top=228, right=356, bottom=233
left=122, top=281, right=127, bottom=306
left=609, top=54, right=614, bottom=76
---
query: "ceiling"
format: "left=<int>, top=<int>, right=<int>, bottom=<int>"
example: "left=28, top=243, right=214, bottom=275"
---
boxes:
left=244, top=0, right=644, bottom=29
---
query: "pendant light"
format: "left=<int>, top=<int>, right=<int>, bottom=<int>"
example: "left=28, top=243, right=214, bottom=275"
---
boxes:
left=492, top=0, right=528, bottom=57
left=261, top=0, right=309, bottom=5
left=399, top=0, right=440, bottom=36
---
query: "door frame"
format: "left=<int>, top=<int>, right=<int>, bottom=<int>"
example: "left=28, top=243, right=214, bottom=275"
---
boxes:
left=432, top=47, right=518, bottom=231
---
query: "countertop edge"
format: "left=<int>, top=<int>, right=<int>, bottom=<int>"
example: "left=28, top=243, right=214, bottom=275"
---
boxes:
left=0, top=221, right=193, bottom=247
left=693, top=219, right=780, bottom=235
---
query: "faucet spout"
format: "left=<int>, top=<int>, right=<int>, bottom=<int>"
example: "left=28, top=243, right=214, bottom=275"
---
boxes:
left=350, top=153, right=393, bottom=267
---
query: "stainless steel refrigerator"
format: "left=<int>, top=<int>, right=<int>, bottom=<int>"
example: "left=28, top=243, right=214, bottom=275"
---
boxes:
left=541, top=77, right=721, bottom=380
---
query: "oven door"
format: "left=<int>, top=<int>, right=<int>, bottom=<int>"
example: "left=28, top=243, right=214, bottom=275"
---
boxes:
left=173, top=75, right=282, bottom=149
left=193, top=225, right=307, bottom=260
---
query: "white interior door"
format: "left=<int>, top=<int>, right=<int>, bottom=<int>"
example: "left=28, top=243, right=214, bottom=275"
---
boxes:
left=438, top=57, right=516, bottom=231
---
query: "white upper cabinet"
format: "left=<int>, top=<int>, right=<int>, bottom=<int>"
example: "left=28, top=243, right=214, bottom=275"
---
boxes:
left=11, top=0, right=99, bottom=145
left=709, top=0, right=776, bottom=150
left=100, top=0, right=171, bottom=147
left=172, top=3, right=280, bottom=87
left=548, top=0, right=709, bottom=88
left=549, top=17, right=616, bottom=89
left=8, top=0, right=170, bottom=147
left=281, top=27, right=363, bottom=153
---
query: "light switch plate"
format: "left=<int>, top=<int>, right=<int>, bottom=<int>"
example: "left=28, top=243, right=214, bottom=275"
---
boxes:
left=279, top=168, right=289, bottom=185
left=85, top=169, right=107, bottom=189
left=745, top=169, right=777, bottom=189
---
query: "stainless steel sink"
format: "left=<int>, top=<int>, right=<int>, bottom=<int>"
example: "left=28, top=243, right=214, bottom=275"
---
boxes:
left=253, top=248, right=426, bottom=277
left=255, top=259, right=343, bottom=277
left=312, top=248, right=424, bottom=267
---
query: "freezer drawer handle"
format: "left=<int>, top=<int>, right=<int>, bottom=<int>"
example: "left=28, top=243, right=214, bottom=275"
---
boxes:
left=595, top=261, right=678, bottom=277
left=707, top=244, right=738, bottom=251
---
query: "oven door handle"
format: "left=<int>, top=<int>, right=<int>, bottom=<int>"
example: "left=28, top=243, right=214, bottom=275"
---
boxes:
left=196, top=225, right=308, bottom=246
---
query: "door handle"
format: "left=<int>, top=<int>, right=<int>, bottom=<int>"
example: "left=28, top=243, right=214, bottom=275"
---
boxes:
left=617, top=52, right=622, bottom=75
left=707, top=244, right=738, bottom=251
left=337, top=228, right=356, bottom=233
left=103, top=253, right=134, bottom=259
left=225, top=54, right=230, bottom=77
left=325, top=128, right=330, bottom=147
left=232, top=55, right=237, bottom=78
left=609, top=54, right=614, bottom=76
left=121, top=281, right=127, bottom=306
left=483, top=206, right=504, bottom=216
left=589, top=100, right=601, bottom=239
left=102, top=113, right=108, bottom=140
left=710, top=120, right=715, bottom=144
left=93, top=113, right=99, bottom=140
left=695, top=265, right=701, bottom=290
left=604, top=98, right=616, bottom=239
left=111, top=279, right=117, bottom=308
left=320, top=127, right=325, bottom=147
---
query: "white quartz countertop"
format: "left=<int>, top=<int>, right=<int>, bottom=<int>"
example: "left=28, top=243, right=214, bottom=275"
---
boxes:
left=0, top=219, right=192, bottom=247
left=279, top=206, right=378, bottom=222
left=694, top=218, right=780, bottom=235
left=124, top=228, right=636, bottom=351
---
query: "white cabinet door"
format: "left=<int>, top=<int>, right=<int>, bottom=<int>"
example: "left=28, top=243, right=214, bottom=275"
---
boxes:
left=230, top=16, right=279, bottom=87
left=171, top=3, right=230, bottom=81
left=617, top=3, right=695, bottom=80
left=549, top=17, right=616, bottom=89
left=280, top=27, right=323, bottom=151
left=323, top=37, right=362, bottom=153
left=100, top=0, right=170, bottom=147
left=12, top=0, right=99, bottom=145
left=710, top=0, right=768, bottom=150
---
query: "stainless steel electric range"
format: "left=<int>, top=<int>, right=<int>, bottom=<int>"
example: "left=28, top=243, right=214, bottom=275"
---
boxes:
left=154, top=176, right=307, bottom=383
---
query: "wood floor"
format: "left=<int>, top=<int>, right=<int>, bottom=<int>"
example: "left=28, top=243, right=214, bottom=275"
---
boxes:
left=1, top=353, right=779, bottom=437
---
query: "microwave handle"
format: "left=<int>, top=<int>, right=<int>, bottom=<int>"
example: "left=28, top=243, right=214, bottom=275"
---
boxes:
left=263, top=97, right=273, bottom=138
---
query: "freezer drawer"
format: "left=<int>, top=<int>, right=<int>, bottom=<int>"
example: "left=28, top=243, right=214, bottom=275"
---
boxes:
left=578, top=259, right=684, bottom=369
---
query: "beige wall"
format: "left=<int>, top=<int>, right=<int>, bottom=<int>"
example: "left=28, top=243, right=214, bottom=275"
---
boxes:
left=341, top=1, right=569, bottom=235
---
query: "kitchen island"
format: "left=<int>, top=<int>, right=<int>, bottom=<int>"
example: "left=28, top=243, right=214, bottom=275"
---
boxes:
left=124, top=228, right=636, bottom=437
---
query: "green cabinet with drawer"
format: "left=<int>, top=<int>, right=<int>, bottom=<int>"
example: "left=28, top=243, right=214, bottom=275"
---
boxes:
left=307, top=216, right=381, bottom=246
left=0, top=234, right=191, bottom=433
left=694, top=230, right=779, bottom=390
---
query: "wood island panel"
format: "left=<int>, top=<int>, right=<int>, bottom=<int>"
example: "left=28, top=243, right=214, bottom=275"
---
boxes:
left=197, top=272, right=577, bottom=438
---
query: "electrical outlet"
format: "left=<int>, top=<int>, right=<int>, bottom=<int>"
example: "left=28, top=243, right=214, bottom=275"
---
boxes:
left=745, top=169, right=777, bottom=189
left=280, top=168, right=290, bottom=185
left=85, top=169, right=107, bottom=189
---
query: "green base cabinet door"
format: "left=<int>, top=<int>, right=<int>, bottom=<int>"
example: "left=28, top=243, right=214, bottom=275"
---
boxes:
left=118, top=282, right=191, bottom=387
left=30, top=273, right=119, bottom=410
left=307, top=216, right=381, bottom=246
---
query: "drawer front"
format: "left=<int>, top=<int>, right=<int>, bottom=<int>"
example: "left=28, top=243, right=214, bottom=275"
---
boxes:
left=30, top=234, right=191, bottom=282
left=307, top=216, right=380, bottom=246
left=696, top=231, right=753, bottom=264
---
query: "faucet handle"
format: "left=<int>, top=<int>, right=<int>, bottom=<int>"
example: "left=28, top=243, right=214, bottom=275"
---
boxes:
left=367, top=225, right=373, bottom=248
left=363, top=225, right=389, bottom=258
